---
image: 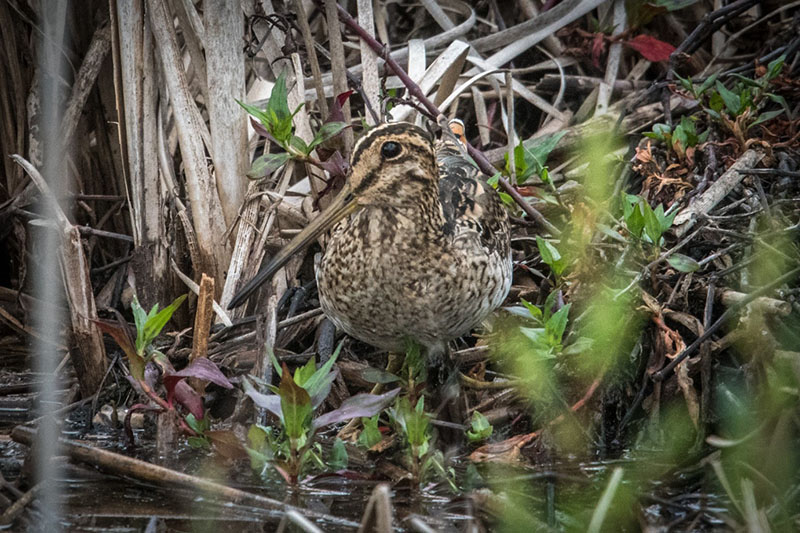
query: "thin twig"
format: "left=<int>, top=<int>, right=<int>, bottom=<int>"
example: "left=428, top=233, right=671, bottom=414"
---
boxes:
left=327, top=2, right=560, bottom=235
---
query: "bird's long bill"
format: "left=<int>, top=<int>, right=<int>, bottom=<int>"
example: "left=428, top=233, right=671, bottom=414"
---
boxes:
left=228, top=185, right=359, bottom=309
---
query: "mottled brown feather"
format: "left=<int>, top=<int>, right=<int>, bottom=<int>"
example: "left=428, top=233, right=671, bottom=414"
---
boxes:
left=315, top=122, right=512, bottom=355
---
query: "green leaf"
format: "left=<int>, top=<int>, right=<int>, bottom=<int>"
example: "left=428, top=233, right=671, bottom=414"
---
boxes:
left=187, top=436, right=210, bottom=449
left=269, top=346, right=282, bottom=378
left=767, top=93, right=790, bottom=115
left=236, top=99, right=271, bottom=126
left=668, top=253, right=700, bottom=273
left=728, top=73, right=762, bottom=88
left=518, top=131, right=568, bottom=183
left=294, top=357, right=317, bottom=387
left=267, top=72, right=291, bottom=123
left=301, top=341, right=342, bottom=400
left=358, top=415, right=382, bottom=448
left=308, top=122, right=348, bottom=151
left=505, top=141, right=527, bottom=184
left=708, top=92, right=724, bottom=114
left=131, top=296, right=150, bottom=354
left=404, top=398, right=429, bottom=448
left=329, top=438, right=348, bottom=470
left=658, top=205, right=677, bottom=232
left=185, top=413, right=208, bottom=433
left=562, top=336, right=594, bottom=356
left=247, top=424, right=268, bottom=451
left=674, top=72, right=693, bottom=93
left=139, top=294, right=187, bottom=353
left=360, top=367, right=401, bottom=384
left=642, top=202, right=663, bottom=243
left=466, top=411, right=493, bottom=442
left=697, top=72, right=719, bottom=95
left=750, top=109, right=785, bottom=128
left=289, top=135, right=309, bottom=155
left=278, top=363, right=312, bottom=440
left=520, top=298, right=543, bottom=323
left=536, top=236, right=567, bottom=276
left=519, top=326, right=549, bottom=349
left=622, top=194, right=646, bottom=239
left=543, top=290, right=559, bottom=323
left=272, top=118, right=293, bottom=144
left=545, top=303, right=571, bottom=346
left=766, top=54, right=786, bottom=81
left=248, top=152, right=290, bottom=179
left=715, top=81, right=742, bottom=115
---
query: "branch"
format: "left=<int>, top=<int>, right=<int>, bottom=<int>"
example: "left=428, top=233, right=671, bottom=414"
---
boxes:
left=325, top=1, right=560, bottom=236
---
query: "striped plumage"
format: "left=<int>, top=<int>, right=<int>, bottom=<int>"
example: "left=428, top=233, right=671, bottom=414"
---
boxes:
left=230, top=121, right=512, bottom=358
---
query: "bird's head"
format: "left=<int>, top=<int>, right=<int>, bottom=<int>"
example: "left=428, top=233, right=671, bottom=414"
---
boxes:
left=228, top=122, right=437, bottom=308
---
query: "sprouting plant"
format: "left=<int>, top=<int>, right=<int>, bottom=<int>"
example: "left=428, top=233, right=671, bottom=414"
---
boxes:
left=507, top=292, right=593, bottom=360
left=467, top=411, right=493, bottom=443
left=358, top=414, right=383, bottom=449
left=243, top=344, right=399, bottom=485
left=644, top=115, right=709, bottom=160
left=620, top=193, right=676, bottom=247
left=505, top=131, right=568, bottom=187
left=536, top=236, right=568, bottom=277
left=389, top=396, right=456, bottom=490
left=237, top=72, right=350, bottom=180
left=675, top=56, right=788, bottom=147
left=94, top=295, right=234, bottom=445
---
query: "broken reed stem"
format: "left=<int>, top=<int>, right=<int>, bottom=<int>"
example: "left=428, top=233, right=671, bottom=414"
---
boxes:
left=189, top=273, right=215, bottom=391
left=327, top=1, right=561, bottom=236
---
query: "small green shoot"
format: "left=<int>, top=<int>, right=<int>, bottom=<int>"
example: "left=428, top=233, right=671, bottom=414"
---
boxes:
left=621, top=193, right=676, bottom=246
left=238, top=72, right=348, bottom=179
left=536, top=236, right=568, bottom=277
left=667, top=253, right=701, bottom=273
left=504, top=131, right=567, bottom=185
left=644, top=116, right=708, bottom=160
left=467, top=411, right=493, bottom=443
left=243, top=344, right=399, bottom=484
left=358, top=415, right=383, bottom=449
left=390, top=396, right=455, bottom=489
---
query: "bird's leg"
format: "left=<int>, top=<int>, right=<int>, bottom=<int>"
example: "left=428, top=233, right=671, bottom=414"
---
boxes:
left=336, top=352, right=403, bottom=441
left=428, top=346, right=466, bottom=448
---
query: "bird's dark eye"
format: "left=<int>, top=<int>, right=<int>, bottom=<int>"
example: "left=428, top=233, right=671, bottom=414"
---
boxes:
left=381, top=141, right=402, bottom=159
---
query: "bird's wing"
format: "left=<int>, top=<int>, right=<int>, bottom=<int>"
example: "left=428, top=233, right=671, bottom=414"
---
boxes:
left=435, top=136, right=509, bottom=254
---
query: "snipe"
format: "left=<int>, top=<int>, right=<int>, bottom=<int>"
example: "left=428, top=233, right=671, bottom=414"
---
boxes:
left=230, top=120, right=512, bottom=367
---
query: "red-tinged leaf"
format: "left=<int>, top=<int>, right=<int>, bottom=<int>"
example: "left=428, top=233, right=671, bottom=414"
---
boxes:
left=318, top=150, right=349, bottom=180
left=205, top=430, right=249, bottom=460
left=625, top=34, right=676, bottom=62
left=279, top=363, right=311, bottom=439
left=163, top=357, right=233, bottom=395
left=170, top=380, right=204, bottom=419
left=249, top=116, right=269, bottom=138
left=271, top=462, right=292, bottom=484
left=336, top=90, right=354, bottom=108
left=242, top=377, right=283, bottom=420
left=312, top=388, right=401, bottom=429
left=325, top=90, right=355, bottom=124
left=94, top=319, right=145, bottom=380
left=592, top=33, right=606, bottom=70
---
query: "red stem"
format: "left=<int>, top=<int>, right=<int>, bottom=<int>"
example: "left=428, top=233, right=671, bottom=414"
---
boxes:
left=328, top=2, right=560, bottom=236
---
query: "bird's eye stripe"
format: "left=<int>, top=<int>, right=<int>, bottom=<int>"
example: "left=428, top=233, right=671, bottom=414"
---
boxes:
left=353, top=169, right=378, bottom=194
left=350, top=123, right=432, bottom=166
